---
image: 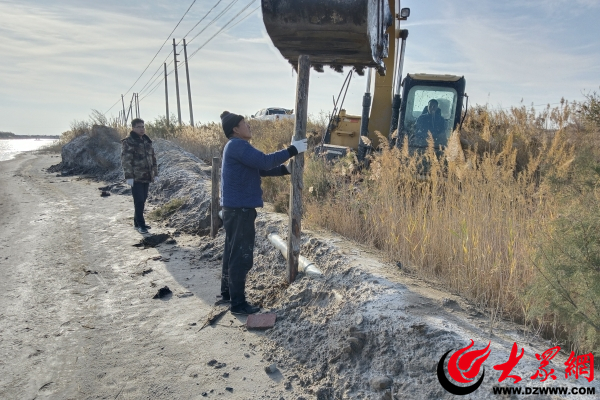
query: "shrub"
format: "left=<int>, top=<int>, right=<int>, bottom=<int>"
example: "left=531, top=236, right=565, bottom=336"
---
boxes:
left=527, top=95, right=600, bottom=353
left=149, top=197, right=187, bottom=220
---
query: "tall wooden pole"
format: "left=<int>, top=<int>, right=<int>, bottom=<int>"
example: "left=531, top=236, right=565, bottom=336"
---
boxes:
left=136, top=93, right=140, bottom=118
left=164, top=63, right=169, bottom=126
left=172, top=38, right=182, bottom=126
left=121, top=95, right=127, bottom=126
left=183, top=39, right=194, bottom=127
left=211, top=157, right=221, bottom=238
left=287, top=55, right=310, bottom=284
left=128, top=95, right=133, bottom=123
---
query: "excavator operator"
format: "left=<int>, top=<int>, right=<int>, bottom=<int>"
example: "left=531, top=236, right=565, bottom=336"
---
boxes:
left=415, top=99, right=446, bottom=142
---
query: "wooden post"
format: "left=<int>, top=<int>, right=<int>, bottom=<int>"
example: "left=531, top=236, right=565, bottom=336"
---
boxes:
left=287, top=55, right=310, bottom=284
left=211, top=157, right=221, bottom=238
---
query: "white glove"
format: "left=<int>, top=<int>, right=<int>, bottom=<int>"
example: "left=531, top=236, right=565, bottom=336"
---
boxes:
left=291, top=138, right=308, bottom=154
left=126, top=179, right=134, bottom=186
left=284, top=162, right=292, bottom=174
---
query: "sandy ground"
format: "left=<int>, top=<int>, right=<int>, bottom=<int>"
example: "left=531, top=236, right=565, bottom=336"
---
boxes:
left=1, top=152, right=598, bottom=400
left=0, top=153, right=290, bottom=399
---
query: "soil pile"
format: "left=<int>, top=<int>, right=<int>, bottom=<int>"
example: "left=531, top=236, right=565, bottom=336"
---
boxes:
left=148, top=139, right=213, bottom=235
left=60, top=125, right=123, bottom=180
left=55, top=130, right=214, bottom=234
left=191, top=213, right=600, bottom=399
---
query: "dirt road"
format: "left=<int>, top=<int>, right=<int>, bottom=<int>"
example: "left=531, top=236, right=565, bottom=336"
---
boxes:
left=0, top=154, right=287, bottom=399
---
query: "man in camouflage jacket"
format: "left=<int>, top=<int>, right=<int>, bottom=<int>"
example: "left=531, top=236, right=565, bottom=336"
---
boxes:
left=121, top=118, right=158, bottom=234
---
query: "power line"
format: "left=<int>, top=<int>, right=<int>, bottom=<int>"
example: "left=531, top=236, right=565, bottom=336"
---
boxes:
left=140, top=0, right=257, bottom=102
left=181, top=0, right=224, bottom=41
left=188, top=0, right=256, bottom=60
left=137, top=63, right=166, bottom=95
left=188, top=0, right=240, bottom=45
left=104, top=0, right=199, bottom=114
left=227, top=4, right=259, bottom=31
left=137, top=0, right=231, bottom=98
left=499, top=102, right=563, bottom=110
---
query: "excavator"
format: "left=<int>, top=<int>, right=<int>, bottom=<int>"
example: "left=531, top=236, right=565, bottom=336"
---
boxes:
left=261, top=0, right=468, bottom=161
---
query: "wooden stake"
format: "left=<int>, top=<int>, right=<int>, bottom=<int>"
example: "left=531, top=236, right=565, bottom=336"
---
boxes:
left=287, top=55, right=310, bottom=284
left=211, top=157, right=221, bottom=238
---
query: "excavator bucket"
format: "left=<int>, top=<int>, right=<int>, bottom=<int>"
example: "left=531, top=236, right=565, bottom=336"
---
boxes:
left=261, top=0, right=393, bottom=75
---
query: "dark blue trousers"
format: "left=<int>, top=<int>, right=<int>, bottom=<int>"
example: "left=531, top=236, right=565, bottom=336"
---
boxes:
left=131, top=182, right=149, bottom=228
left=221, top=207, right=256, bottom=308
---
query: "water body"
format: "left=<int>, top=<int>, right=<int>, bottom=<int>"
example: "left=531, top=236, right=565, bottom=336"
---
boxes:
left=0, top=139, right=57, bottom=162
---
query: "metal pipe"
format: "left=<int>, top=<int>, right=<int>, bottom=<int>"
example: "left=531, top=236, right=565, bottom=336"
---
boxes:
left=390, top=30, right=408, bottom=138
left=395, top=29, right=409, bottom=148
left=365, top=67, right=373, bottom=94
left=394, top=30, right=408, bottom=96
left=268, top=233, right=323, bottom=277
left=358, top=68, right=373, bottom=162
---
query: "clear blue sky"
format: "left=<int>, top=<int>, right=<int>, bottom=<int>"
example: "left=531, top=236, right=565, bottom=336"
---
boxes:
left=0, top=0, right=598, bottom=135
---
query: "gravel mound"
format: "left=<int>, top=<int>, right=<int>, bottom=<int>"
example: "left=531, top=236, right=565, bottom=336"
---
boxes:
left=60, top=125, right=123, bottom=181
left=188, top=212, right=599, bottom=400
left=148, top=139, right=213, bottom=234
left=55, top=128, right=214, bottom=234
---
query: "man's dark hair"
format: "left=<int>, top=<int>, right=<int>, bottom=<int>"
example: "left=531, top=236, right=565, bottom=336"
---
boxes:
left=131, top=118, right=144, bottom=128
left=428, top=99, right=439, bottom=106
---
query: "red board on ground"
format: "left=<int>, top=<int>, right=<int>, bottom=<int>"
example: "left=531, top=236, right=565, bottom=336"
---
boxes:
left=246, top=313, right=277, bottom=330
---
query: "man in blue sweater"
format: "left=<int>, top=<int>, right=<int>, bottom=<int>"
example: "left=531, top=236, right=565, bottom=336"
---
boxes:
left=219, top=111, right=307, bottom=315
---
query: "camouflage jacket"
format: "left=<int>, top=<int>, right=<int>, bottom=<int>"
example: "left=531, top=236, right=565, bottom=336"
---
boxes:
left=121, top=132, right=158, bottom=182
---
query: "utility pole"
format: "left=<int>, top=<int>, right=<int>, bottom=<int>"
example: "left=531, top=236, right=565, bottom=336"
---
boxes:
left=128, top=94, right=133, bottom=123
left=135, top=93, right=140, bottom=118
left=121, top=94, right=127, bottom=126
left=164, top=63, right=169, bottom=126
left=183, top=39, right=194, bottom=127
left=172, top=38, right=182, bottom=125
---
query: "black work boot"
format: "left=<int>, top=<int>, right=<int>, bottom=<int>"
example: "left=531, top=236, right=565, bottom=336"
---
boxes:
left=215, top=294, right=230, bottom=306
left=230, top=302, right=260, bottom=316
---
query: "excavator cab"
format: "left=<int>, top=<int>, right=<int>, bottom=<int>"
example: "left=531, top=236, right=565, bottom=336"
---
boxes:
left=398, top=73, right=466, bottom=154
left=319, top=72, right=467, bottom=160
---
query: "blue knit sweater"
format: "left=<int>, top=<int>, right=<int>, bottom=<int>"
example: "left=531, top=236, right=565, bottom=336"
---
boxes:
left=220, top=138, right=292, bottom=208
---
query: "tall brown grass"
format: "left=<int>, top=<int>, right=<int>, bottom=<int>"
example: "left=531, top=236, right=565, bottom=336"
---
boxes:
left=301, top=99, right=600, bottom=353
